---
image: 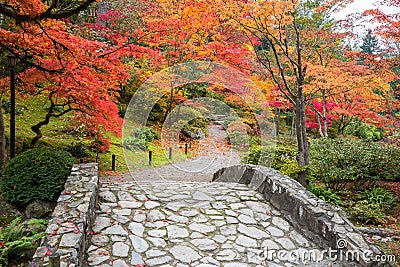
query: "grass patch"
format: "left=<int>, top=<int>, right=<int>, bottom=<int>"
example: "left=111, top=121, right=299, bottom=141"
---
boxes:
left=5, top=95, right=194, bottom=173
left=4, top=95, right=79, bottom=151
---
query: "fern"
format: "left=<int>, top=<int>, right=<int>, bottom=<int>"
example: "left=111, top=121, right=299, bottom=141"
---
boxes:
left=0, top=233, right=44, bottom=265
left=1, top=217, right=23, bottom=243
left=0, top=217, right=47, bottom=266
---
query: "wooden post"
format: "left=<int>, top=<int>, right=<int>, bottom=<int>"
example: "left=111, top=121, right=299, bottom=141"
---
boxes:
left=49, top=253, right=60, bottom=267
left=149, top=151, right=152, bottom=165
left=169, top=147, right=172, bottom=160
left=111, top=154, right=116, bottom=171
left=185, top=143, right=188, bottom=155
left=189, top=138, right=192, bottom=149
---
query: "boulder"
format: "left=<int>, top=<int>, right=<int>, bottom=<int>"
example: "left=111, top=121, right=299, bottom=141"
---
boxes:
left=196, top=129, right=206, bottom=139
left=25, top=199, right=56, bottom=218
left=0, top=192, right=22, bottom=217
left=182, top=128, right=206, bottom=140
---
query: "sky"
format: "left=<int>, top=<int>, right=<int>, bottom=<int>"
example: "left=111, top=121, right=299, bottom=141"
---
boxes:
left=334, top=0, right=376, bottom=20
left=334, top=0, right=398, bottom=20
left=332, top=0, right=400, bottom=38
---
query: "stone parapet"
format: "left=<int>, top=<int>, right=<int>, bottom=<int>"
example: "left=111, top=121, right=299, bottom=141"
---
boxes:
left=30, top=163, right=99, bottom=267
left=213, top=164, right=388, bottom=267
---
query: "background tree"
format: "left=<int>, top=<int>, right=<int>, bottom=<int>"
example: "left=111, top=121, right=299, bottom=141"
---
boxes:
left=92, top=0, right=255, bottom=127
left=360, top=29, right=380, bottom=55
left=364, top=1, right=400, bottom=141
left=220, top=0, right=350, bottom=186
left=0, top=0, right=96, bottom=22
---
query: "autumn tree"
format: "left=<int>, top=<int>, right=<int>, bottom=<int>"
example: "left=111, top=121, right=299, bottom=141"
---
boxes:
left=93, top=0, right=255, bottom=127
left=220, top=0, right=352, bottom=186
left=0, top=0, right=96, bottom=23
left=363, top=1, right=400, bottom=139
left=0, top=0, right=130, bottom=151
left=307, top=60, right=391, bottom=135
left=304, top=26, right=388, bottom=137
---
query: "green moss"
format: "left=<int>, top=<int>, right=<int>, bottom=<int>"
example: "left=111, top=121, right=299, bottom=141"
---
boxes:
left=0, top=148, right=74, bottom=206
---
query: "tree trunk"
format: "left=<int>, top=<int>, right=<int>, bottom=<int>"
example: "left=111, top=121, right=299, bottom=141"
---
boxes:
left=30, top=100, right=69, bottom=147
left=317, top=114, right=323, bottom=137
left=275, top=108, right=280, bottom=136
left=322, top=89, right=328, bottom=137
left=162, top=88, right=174, bottom=126
left=291, top=110, right=295, bottom=136
left=31, top=117, right=49, bottom=147
left=0, top=104, right=7, bottom=169
left=295, top=95, right=310, bottom=187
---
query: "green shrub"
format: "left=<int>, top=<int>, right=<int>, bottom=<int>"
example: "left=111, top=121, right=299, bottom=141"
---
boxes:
left=348, top=201, right=386, bottom=224
left=342, top=187, right=395, bottom=225
left=0, top=148, right=74, bottom=206
left=345, top=120, right=383, bottom=141
left=227, top=130, right=248, bottom=149
left=123, top=126, right=159, bottom=151
left=361, top=187, right=395, bottom=211
left=184, top=118, right=208, bottom=135
left=309, top=138, right=400, bottom=190
left=307, top=184, right=342, bottom=205
left=1, top=100, right=26, bottom=115
left=65, top=142, right=91, bottom=158
left=244, top=144, right=305, bottom=179
left=245, top=145, right=263, bottom=165
left=0, top=217, right=47, bottom=266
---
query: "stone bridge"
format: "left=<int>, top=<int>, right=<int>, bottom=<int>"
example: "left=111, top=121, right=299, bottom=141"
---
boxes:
left=30, top=125, right=387, bottom=267
left=30, top=163, right=386, bottom=267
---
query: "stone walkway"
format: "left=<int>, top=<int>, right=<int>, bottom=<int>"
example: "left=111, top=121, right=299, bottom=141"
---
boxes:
left=86, top=181, right=338, bottom=267
left=86, top=125, right=351, bottom=266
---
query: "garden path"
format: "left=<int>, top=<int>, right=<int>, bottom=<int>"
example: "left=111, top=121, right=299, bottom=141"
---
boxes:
left=86, top=125, right=355, bottom=266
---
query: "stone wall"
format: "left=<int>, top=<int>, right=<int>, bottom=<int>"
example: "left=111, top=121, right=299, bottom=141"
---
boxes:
left=30, top=163, right=99, bottom=267
left=213, top=164, right=386, bottom=267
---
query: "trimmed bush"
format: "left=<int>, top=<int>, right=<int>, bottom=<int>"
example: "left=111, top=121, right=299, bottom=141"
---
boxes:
left=0, top=148, right=74, bottom=206
left=244, top=144, right=305, bottom=179
left=123, top=126, right=159, bottom=151
left=309, top=138, right=400, bottom=190
left=344, top=120, right=384, bottom=141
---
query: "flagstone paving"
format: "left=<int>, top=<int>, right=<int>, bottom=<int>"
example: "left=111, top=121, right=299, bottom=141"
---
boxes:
left=86, top=181, right=349, bottom=266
